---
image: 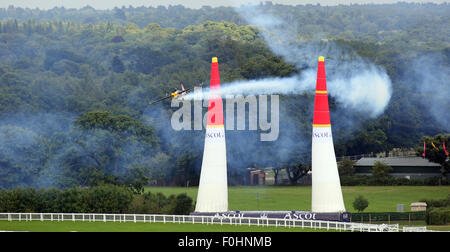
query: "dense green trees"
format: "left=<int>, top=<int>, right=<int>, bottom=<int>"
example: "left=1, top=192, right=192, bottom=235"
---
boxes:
left=0, top=3, right=448, bottom=189
left=1, top=3, right=448, bottom=49
left=417, top=134, right=450, bottom=182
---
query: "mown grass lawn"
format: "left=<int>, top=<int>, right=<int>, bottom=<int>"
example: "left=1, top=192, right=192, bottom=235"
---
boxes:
left=1, top=186, right=448, bottom=232
left=0, top=220, right=320, bottom=232
left=145, top=185, right=450, bottom=212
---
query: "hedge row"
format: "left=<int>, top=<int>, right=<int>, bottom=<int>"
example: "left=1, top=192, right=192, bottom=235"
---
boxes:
left=340, top=175, right=449, bottom=186
left=351, top=211, right=426, bottom=222
left=421, top=195, right=450, bottom=208
left=421, top=195, right=450, bottom=225
left=426, top=208, right=450, bottom=225
left=0, top=185, right=193, bottom=215
left=128, top=192, right=193, bottom=215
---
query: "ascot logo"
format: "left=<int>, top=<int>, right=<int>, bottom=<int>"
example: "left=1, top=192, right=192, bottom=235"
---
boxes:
left=283, top=212, right=316, bottom=220
left=313, top=132, right=331, bottom=138
left=312, top=127, right=333, bottom=143
left=206, top=131, right=225, bottom=138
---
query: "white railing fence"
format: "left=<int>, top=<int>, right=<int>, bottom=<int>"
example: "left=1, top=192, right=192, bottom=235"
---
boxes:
left=402, top=226, right=449, bottom=232
left=402, top=226, right=428, bottom=232
left=0, top=212, right=399, bottom=232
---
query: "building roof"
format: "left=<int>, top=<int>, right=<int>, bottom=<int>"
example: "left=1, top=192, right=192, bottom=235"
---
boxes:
left=355, top=157, right=440, bottom=167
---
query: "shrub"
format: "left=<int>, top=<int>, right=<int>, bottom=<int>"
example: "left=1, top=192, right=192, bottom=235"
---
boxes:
left=83, top=185, right=133, bottom=213
left=352, top=195, right=369, bottom=212
left=339, top=175, right=447, bottom=186
left=127, top=191, right=193, bottom=215
left=427, top=208, right=450, bottom=225
left=340, top=175, right=369, bottom=186
left=56, top=187, right=85, bottom=213
left=371, top=161, right=393, bottom=178
left=170, top=193, right=194, bottom=215
left=128, top=192, right=168, bottom=214
left=0, top=189, right=20, bottom=212
left=422, top=195, right=450, bottom=225
left=36, top=188, right=62, bottom=213
left=421, top=195, right=450, bottom=208
left=0, top=187, right=40, bottom=212
left=338, top=158, right=356, bottom=176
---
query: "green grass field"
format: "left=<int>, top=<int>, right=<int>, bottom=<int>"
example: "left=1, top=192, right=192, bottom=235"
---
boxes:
left=0, top=186, right=448, bottom=232
left=0, top=220, right=320, bottom=232
left=145, top=185, right=450, bottom=212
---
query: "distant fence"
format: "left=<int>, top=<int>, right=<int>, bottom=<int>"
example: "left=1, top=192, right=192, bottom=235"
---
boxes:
left=351, top=212, right=426, bottom=224
left=402, top=226, right=428, bottom=232
left=402, top=226, right=449, bottom=232
left=336, top=153, right=417, bottom=162
left=0, top=212, right=399, bottom=232
left=336, top=154, right=376, bottom=161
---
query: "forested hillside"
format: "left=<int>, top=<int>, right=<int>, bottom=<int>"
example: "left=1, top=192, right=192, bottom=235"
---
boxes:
left=0, top=3, right=448, bottom=189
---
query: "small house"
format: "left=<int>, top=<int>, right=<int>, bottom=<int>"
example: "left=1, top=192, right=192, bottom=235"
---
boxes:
left=410, top=202, right=427, bottom=212
left=247, top=168, right=266, bottom=185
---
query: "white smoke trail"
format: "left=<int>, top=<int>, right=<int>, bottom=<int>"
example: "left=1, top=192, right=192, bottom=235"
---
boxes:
left=328, top=66, right=392, bottom=118
left=241, top=4, right=392, bottom=118
left=184, top=75, right=313, bottom=99
left=185, top=64, right=391, bottom=118
left=186, top=3, right=392, bottom=118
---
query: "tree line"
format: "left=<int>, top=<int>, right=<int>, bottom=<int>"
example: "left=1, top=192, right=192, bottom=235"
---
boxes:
left=1, top=2, right=448, bottom=48
left=0, top=184, right=194, bottom=215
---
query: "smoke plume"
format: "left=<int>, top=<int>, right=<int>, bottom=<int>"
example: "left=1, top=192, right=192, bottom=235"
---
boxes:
left=411, top=52, right=450, bottom=131
left=186, top=4, right=392, bottom=120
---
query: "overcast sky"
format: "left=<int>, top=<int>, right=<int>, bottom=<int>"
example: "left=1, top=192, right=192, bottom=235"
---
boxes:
left=0, top=0, right=447, bottom=10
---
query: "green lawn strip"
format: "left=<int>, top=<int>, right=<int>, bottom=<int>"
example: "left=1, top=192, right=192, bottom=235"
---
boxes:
left=145, top=186, right=450, bottom=212
left=0, top=220, right=326, bottom=232
left=1, top=186, right=447, bottom=232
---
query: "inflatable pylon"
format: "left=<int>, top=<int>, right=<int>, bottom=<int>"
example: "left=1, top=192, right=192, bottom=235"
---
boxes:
left=194, top=57, right=228, bottom=213
left=311, top=56, right=346, bottom=213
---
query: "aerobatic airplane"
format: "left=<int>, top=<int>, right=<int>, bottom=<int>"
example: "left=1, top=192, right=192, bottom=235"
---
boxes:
left=150, top=83, right=198, bottom=104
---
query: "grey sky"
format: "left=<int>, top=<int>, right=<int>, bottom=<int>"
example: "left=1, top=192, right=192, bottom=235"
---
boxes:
left=0, top=0, right=447, bottom=10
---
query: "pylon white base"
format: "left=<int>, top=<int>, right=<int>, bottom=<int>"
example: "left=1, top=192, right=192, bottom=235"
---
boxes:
left=195, top=126, right=228, bottom=212
left=311, top=126, right=346, bottom=213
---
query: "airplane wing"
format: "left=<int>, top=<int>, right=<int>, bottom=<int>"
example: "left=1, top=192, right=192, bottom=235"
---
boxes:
left=179, top=86, right=194, bottom=94
left=178, top=83, right=205, bottom=95
left=150, top=94, right=173, bottom=104
left=150, top=84, right=202, bottom=104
